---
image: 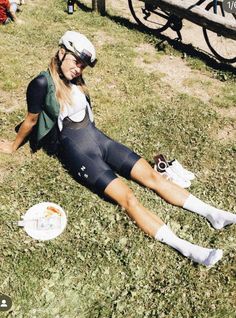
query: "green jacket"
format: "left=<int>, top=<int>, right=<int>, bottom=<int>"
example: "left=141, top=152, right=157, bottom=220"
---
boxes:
left=15, top=70, right=60, bottom=154
left=35, top=70, right=60, bottom=143
left=19, top=70, right=90, bottom=154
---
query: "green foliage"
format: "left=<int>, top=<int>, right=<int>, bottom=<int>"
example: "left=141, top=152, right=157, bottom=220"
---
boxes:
left=0, top=0, right=235, bottom=317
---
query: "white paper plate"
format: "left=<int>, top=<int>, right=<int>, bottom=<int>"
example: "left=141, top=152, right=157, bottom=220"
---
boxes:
left=19, top=202, right=67, bottom=240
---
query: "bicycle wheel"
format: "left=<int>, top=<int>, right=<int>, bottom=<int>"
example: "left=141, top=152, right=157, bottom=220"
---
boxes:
left=202, top=1, right=236, bottom=63
left=128, top=0, right=170, bottom=33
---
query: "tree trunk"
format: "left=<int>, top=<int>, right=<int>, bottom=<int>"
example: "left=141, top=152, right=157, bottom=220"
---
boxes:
left=92, top=0, right=106, bottom=15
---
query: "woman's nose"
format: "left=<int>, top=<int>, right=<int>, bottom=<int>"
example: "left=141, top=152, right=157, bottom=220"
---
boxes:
left=74, top=65, right=83, bottom=74
left=76, top=64, right=85, bottom=72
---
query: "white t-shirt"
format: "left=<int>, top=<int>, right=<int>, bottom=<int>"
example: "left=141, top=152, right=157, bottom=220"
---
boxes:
left=58, top=84, right=94, bottom=131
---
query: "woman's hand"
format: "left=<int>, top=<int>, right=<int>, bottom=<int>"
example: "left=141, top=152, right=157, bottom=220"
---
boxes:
left=0, top=113, right=39, bottom=154
left=0, top=140, right=15, bottom=154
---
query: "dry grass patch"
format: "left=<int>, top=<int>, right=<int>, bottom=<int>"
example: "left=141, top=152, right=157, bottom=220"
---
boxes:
left=215, top=124, right=236, bottom=143
left=0, top=89, right=25, bottom=113
left=134, top=43, right=158, bottom=56
left=133, top=43, right=162, bottom=74
left=215, top=106, right=236, bottom=120
left=93, top=30, right=118, bottom=48
left=133, top=54, right=224, bottom=103
left=0, top=148, right=30, bottom=183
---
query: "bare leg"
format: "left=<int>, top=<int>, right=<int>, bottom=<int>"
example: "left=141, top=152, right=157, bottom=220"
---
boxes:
left=104, top=177, right=223, bottom=266
left=104, top=178, right=164, bottom=237
left=130, top=158, right=190, bottom=206
left=130, top=158, right=236, bottom=230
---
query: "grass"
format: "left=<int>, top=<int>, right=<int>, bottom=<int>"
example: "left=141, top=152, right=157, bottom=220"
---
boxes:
left=0, top=0, right=236, bottom=317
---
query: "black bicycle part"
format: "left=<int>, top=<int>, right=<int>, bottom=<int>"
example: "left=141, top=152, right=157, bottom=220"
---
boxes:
left=128, top=0, right=170, bottom=33
left=202, top=1, right=236, bottom=63
left=168, top=14, right=183, bottom=32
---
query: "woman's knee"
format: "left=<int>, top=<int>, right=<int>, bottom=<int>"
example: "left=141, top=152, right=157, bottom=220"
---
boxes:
left=131, top=158, right=162, bottom=189
left=104, top=178, right=139, bottom=210
left=121, top=189, right=139, bottom=210
left=144, top=169, right=162, bottom=189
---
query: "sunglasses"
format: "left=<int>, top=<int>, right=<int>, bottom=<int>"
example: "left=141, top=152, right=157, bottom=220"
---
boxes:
left=78, top=49, right=97, bottom=68
left=66, top=54, right=87, bottom=68
left=69, top=43, right=97, bottom=67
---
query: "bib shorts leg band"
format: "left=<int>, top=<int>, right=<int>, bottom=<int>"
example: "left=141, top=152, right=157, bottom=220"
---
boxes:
left=59, top=119, right=141, bottom=194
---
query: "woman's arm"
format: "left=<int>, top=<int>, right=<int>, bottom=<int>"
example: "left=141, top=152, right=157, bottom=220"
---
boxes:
left=0, top=112, right=39, bottom=154
left=0, top=74, right=48, bottom=154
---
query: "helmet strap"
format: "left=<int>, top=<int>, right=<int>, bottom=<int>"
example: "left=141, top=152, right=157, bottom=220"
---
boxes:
left=57, top=49, right=68, bottom=67
left=56, top=51, right=69, bottom=82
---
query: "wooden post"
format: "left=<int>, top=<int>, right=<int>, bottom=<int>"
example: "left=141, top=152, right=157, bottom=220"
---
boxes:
left=92, top=0, right=106, bottom=15
left=149, top=0, right=236, bottom=40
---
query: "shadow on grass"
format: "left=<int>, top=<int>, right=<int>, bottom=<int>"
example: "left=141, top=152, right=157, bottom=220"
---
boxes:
left=76, top=1, right=236, bottom=75
left=75, top=0, right=93, bottom=13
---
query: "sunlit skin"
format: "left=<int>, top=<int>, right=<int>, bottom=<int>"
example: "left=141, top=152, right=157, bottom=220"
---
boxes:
left=58, top=48, right=87, bottom=80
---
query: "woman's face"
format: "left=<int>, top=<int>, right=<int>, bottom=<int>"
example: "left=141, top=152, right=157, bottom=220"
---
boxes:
left=59, top=49, right=87, bottom=80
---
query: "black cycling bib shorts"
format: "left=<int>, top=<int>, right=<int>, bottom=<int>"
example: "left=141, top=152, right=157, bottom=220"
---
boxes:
left=59, top=112, right=141, bottom=194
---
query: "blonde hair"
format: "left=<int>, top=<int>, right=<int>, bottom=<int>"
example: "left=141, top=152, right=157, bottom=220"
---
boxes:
left=49, top=52, right=89, bottom=110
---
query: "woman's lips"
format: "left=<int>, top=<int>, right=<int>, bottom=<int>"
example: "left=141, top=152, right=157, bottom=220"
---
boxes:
left=72, top=71, right=80, bottom=78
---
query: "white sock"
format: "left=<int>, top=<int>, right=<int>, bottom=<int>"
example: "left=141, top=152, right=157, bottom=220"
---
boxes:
left=183, top=194, right=236, bottom=230
left=155, top=224, right=223, bottom=266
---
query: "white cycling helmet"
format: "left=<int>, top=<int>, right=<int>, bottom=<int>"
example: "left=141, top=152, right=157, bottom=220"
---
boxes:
left=59, top=31, right=97, bottom=67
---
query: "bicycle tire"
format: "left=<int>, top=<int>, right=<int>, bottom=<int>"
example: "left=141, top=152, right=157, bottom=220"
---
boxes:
left=202, top=1, right=236, bottom=63
left=128, top=0, right=170, bottom=33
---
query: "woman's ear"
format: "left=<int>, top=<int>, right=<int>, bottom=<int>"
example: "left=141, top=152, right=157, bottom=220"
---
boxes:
left=58, top=48, right=66, bottom=61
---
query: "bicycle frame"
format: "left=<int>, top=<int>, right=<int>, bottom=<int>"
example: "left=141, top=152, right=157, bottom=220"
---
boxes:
left=128, top=0, right=236, bottom=63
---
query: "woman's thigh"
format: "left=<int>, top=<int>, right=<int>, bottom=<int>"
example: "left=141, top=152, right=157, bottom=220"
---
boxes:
left=93, top=128, right=141, bottom=179
left=59, top=135, right=118, bottom=194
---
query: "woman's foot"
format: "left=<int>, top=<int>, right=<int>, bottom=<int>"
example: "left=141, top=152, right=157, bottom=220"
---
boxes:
left=155, top=224, right=223, bottom=266
left=183, top=194, right=236, bottom=230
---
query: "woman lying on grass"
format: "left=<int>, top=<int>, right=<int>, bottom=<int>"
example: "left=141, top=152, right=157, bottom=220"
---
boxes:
left=1, top=31, right=235, bottom=266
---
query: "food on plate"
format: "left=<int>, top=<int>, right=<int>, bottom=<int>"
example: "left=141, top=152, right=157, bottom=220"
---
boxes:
left=45, top=206, right=62, bottom=217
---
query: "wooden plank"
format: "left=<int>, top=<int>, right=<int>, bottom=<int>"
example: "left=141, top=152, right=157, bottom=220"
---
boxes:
left=146, top=0, right=236, bottom=40
left=92, top=0, right=106, bottom=15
